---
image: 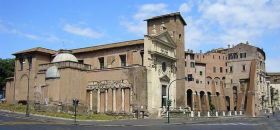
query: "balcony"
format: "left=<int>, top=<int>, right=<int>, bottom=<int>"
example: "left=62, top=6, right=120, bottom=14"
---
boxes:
left=39, top=61, right=92, bottom=71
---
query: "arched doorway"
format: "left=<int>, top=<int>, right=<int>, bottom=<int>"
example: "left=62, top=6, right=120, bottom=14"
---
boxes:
left=225, top=96, right=230, bottom=111
left=200, top=91, right=206, bottom=111
left=216, top=92, right=220, bottom=111
left=233, top=86, right=238, bottom=111
left=207, top=92, right=212, bottom=106
left=187, top=89, right=193, bottom=110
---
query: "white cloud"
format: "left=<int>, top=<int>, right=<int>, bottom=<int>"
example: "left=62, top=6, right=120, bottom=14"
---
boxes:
left=133, top=3, right=168, bottom=20
left=120, top=21, right=146, bottom=36
left=181, top=0, right=280, bottom=50
left=0, top=22, right=39, bottom=40
left=179, top=3, right=192, bottom=13
left=0, top=21, right=73, bottom=44
left=63, top=24, right=103, bottom=39
left=121, top=3, right=169, bottom=35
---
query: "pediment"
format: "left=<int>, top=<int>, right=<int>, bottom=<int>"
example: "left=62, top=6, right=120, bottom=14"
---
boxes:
left=160, top=75, right=170, bottom=82
left=153, top=31, right=176, bottom=48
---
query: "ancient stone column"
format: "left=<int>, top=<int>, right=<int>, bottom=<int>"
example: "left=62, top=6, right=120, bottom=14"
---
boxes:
left=105, top=89, right=108, bottom=112
left=107, top=88, right=113, bottom=112
left=97, top=89, right=100, bottom=113
left=113, top=88, right=116, bottom=112
left=90, top=91, right=93, bottom=110
left=121, top=88, right=125, bottom=112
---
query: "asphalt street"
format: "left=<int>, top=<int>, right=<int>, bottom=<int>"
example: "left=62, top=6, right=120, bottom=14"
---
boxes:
left=0, top=111, right=279, bottom=130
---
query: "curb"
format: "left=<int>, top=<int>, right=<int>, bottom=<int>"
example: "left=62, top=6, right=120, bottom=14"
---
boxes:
left=0, top=109, right=267, bottom=127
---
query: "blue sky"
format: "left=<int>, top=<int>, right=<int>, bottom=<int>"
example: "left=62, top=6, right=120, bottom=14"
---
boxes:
left=0, top=0, right=279, bottom=72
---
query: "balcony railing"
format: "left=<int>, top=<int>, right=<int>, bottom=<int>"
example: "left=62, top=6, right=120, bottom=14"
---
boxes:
left=39, top=61, right=92, bottom=71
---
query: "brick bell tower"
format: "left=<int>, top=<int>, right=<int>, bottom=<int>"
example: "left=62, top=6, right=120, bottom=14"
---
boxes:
left=145, top=12, right=187, bottom=108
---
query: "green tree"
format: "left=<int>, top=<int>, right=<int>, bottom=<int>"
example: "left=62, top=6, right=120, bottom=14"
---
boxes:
left=0, top=58, right=15, bottom=88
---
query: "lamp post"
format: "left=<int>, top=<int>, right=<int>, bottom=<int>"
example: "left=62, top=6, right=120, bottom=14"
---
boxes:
left=73, top=98, right=79, bottom=124
left=167, top=77, right=188, bottom=123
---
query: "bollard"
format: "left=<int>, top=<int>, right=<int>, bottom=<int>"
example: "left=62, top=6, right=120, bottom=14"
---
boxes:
left=158, top=109, right=161, bottom=118
left=223, top=111, right=226, bottom=116
left=234, top=111, right=237, bottom=115
left=229, top=111, right=232, bottom=116
left=239, top=111, right=242, bottom=115
left=191, top=111, right=194, bottom=117
left=207, top=111, right=210, bottom=117
left=216, top=111, right=218, bottom=117
left=198, top=111, right=201, bottom=117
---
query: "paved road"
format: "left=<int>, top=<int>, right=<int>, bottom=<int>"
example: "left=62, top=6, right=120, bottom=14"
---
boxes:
left=0, top=111, right=279, bottom=130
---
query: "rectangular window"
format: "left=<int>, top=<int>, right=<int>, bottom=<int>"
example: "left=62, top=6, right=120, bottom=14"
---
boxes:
left=200, top=71, right=203, bottom=76
left=98, top=57, right=104, bottom=69
left=190, top=55, right=194, bottom=60
left=161, top=85, right=167, bottom=107
left=187, top=74, right=193, bottom=81
left=190, top=62, right=195, bottom=68
left=234, top=53, right=238, bottom=59
left=19, top=58, right=24, bottom=71
left=240, top=53, right=247, bottom=58
left=230, top=66, right=233, bottom=73
left=242, top=65, right=246, bottom=71
left=120, top=55, right=126, bottom=67
left=140, top=51, right=144, bottom=66
left=228, top=53, right=238, bottom=60
left=27, top=56, right=32, bottom=69
left=196, top=79, right=199, bottom=84
left=78, top=60, right=84, bottom=64
left=213, top=67, right=216, bottom=73
left=226, top=69, right=228, bottom=73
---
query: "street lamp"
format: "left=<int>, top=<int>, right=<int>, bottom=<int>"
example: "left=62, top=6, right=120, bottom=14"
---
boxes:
left=167, top=77, right=188, bottom=123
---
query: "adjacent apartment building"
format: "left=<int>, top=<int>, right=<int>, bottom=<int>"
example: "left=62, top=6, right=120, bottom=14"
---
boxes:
left=5, top=12, right=270, bottom=117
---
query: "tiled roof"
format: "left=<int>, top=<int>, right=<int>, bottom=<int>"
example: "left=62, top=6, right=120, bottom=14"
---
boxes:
left=144, top=12, right=187, bottom=25
left=13, top=47, right=56, bottom=55
left=71, top=39, right=144, bottom=54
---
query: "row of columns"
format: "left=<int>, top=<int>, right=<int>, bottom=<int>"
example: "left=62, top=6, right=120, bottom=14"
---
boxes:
left=188, top=92, right=226, bottom=112
left=88, top=88, right=131, bottom=113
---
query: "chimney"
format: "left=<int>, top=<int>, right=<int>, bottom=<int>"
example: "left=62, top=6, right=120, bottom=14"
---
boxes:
left=228, top=44, right=230, bottom=48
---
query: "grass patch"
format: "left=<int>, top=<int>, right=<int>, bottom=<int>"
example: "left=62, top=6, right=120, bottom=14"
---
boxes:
left=0, top=103, right=131, bottom=120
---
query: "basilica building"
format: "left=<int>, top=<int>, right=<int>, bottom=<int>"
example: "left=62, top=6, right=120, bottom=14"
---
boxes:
left=5, top=12, right=269, bottom=117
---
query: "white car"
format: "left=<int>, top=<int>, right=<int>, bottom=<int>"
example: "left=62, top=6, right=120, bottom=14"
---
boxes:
left=0, top=98, right=6, bottom=103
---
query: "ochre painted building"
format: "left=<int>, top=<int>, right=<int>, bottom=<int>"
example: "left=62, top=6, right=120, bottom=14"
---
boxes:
left=5, top=12, right=269, bottom=117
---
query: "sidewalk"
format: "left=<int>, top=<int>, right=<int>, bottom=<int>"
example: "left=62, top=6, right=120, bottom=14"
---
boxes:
left=0, top=109, right=266, bottom=126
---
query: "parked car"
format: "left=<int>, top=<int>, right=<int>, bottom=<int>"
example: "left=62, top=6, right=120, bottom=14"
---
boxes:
left=0, top=98, right=6, bottom=103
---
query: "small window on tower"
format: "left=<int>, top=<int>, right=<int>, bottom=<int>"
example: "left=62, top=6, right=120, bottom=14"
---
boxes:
left=120, top=55, right=126, bottom=67
left=242, top=65, right=246, bottom=71
left=98, top=57, right=104, bottom=69
left=19, top=57, right=24, bottom=71
left=162, top=62, right=166, bottom=72
left=179, top=34, right=181, bottom=40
